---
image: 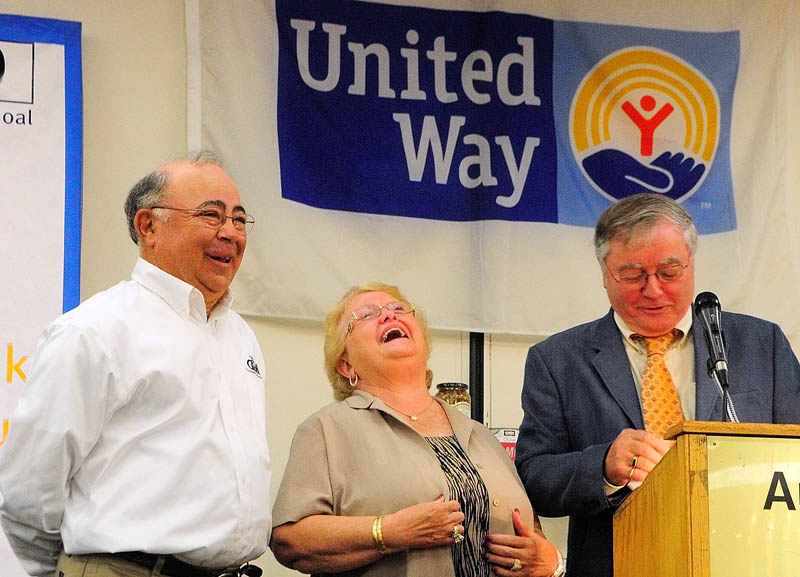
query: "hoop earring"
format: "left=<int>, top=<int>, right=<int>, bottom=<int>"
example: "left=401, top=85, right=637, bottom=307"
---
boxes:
left=348, top=373, right=359, bottom=388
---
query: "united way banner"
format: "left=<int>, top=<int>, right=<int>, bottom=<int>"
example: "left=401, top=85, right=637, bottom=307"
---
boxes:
left=276, top=4, right=736, bottom=233
left=0, top=14, right=82, bottom=576
left=194, top=1, right=800, bottom=337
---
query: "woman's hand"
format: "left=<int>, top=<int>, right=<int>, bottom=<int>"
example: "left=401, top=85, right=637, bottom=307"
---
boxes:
left=485, top=509, right=560, bottom=577
left=272, top=495, right=464, bottom=573
left=382, top=494, right=465, bottom=553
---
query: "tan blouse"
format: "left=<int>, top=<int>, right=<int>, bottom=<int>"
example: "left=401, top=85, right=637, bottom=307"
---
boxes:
left=272, top=390, right=540, bottom=577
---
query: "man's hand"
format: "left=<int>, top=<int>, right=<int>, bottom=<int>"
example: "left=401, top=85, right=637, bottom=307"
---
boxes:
left=605, top=428, right=673, bottom=488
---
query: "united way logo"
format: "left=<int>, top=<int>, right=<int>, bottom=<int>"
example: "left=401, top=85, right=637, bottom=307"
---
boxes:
left=570, top=46, right=718, bottom=203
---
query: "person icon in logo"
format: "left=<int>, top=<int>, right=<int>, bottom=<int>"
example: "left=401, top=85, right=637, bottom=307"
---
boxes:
left=622, top=95, right=674, bottom=157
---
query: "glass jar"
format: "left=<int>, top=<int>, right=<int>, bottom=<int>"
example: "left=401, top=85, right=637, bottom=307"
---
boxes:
left=435, top=382, right=471, bottom=416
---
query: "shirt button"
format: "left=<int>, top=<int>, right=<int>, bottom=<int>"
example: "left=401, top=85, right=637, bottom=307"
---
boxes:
left=492, top=499, right=500, bottom=506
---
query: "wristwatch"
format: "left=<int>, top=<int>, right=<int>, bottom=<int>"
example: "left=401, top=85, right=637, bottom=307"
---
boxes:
left=549, top=549, right=566, bottom=577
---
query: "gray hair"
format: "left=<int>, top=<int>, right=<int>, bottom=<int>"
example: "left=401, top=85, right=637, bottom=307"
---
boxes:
left=123, top=150, right=222, bottom=244
left=594, top=193, right=697, bottom=262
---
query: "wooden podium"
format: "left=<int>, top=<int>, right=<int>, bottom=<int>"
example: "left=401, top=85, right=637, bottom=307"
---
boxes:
left=613, top=421, right=800, bottom=577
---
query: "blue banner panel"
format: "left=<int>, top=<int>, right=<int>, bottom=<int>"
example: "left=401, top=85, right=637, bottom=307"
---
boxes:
left=276, top=1, right=557, bottom=222
left=553, top=21, right=738, bottom=234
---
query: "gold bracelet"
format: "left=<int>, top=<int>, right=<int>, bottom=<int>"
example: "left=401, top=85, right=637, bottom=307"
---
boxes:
left=372, top=515, right=387, bottom=553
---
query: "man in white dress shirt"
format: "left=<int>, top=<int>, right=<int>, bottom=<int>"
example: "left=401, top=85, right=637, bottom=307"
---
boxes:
left=0, top=151, right=271, bottom=577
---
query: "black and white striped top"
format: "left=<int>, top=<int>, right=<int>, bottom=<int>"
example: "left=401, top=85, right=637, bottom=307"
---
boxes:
left=426, top=435, right=491, bottom=577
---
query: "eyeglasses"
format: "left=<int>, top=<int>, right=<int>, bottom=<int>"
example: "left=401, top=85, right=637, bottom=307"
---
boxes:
left=345, top=301, right=415, bottom=337
left=150, top=206, right=255, bottom=234
left=606, top=261, right=690, bottom=288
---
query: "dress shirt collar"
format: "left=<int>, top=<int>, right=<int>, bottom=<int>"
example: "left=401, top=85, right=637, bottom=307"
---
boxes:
left=613, top=306, right=693, bottom=350
left=132, top=257, right=233, bottom=323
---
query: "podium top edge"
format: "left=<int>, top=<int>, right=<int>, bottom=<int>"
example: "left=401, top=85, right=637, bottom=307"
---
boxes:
left=664, top=420, right=800, bottom=439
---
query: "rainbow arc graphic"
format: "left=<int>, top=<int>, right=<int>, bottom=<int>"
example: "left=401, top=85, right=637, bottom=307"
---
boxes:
left=571, top=47, right=719, bottom=162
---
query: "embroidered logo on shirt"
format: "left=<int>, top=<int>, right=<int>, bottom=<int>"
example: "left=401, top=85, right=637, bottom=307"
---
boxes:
left=246, top=355, right=262, bottom=378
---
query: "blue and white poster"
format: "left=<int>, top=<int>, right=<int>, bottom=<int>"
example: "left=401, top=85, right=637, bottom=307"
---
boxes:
left=0, top=14, right=82, bottom=575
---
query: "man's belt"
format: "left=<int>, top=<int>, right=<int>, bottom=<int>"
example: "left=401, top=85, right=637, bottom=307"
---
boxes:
left=112, top=551, right=262, bottom=577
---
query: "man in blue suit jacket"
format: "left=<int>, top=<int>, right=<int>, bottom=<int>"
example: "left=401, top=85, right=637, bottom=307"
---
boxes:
left=515, top=193, right=800, bottom=577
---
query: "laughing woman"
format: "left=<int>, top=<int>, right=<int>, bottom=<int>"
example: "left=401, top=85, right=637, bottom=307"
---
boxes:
left=270, top=283, right=564, bottom=577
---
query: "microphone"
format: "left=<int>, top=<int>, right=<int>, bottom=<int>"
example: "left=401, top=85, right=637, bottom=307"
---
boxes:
left=694, top=291, right=738, bottom=423
left=693, top=292, right=728, bottom=387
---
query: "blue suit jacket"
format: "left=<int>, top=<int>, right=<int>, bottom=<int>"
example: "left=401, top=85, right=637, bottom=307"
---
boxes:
left=515, top=309, right=800, bottom=577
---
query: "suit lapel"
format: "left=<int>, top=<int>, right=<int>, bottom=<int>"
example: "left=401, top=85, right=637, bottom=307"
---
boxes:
left=591, top=310, right=645, bottom=429
left=693, top=311, right=721, bottom=421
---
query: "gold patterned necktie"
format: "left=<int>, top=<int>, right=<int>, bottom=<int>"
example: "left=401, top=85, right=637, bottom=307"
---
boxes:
left=636, top=330, right=684, bottom=436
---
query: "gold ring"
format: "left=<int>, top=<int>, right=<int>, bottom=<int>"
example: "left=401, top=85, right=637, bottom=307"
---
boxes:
left=627, top=455, right=639, bottom=484
left=511, top=558, right=523, bottom=571
left=452, top=526, right=464, bottom=544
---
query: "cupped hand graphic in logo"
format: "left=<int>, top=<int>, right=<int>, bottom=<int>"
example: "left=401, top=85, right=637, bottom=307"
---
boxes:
left=570, top=47, right=719, bottom=202
left=582, top=149, right=705, bottom=200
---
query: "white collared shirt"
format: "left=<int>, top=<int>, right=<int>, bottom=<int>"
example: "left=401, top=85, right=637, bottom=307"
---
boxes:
left=0, top=258, right=271, bottom=576
left=614, top=308, right=696, bottom=420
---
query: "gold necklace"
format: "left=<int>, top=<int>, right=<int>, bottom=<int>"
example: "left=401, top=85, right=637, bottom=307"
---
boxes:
left=384, top=395, right=436, bottom=422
